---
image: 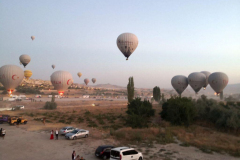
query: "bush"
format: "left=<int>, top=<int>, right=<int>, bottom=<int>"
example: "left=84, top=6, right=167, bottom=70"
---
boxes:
left=16, top=86, right=41, bottom=94
left=44, top=102, right=57, bottom=110
left=126, top=98, right=155, bottom=128
left=160, top=97, right=197, bottom=127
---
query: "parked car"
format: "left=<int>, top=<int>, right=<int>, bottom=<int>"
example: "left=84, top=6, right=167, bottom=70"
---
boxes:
left=59, top=126, right=75, bottom=135
left=95, top=145, right=115, bottom=159
left=0, top=115, right=10, bottom=124
left=8, top=116, right=27, bottom=125
left=65, top=129, right=89, bottom=140
left=12, top=105, right=24, bottom=110
left=110, top=147, right=143, bottom=160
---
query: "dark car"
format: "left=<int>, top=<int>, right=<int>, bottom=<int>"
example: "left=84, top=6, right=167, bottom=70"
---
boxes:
left=0, top=115, right=10, bottom=124
left=95, top=145, right=115, bottom=159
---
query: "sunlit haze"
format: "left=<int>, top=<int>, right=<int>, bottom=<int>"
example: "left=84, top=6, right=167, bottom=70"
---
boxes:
left=1, top=0, right=239, bottom=88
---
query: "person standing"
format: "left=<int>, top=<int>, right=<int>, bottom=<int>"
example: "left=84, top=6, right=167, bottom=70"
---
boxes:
left=55, top=128, right=58, bottom=140
left=2, top=128, right=6, bottom=139
left=43, top=117, right=46, bottom=125
left=50, top=130, right=54, bottom=140
left=17, top=118, right=21, bottom=127
left=72, top=150, right=76, bottom=160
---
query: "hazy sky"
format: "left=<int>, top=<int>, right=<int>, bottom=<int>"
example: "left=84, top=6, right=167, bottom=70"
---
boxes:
left=1, top=0, right=239, bottom=88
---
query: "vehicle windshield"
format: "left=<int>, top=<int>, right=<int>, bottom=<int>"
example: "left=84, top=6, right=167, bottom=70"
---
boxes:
left=71, top=130, right=78, bottom=134
left=62, top=127, right=67, bottom=130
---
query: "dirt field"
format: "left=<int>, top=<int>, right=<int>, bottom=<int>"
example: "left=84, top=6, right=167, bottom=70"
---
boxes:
left=0, top=100, right=239, bottom=160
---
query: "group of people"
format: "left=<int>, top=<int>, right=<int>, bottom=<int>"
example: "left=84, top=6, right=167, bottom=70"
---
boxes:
left=50, top=128, right=58, bottom=140
left=72, top=150, right=85, bottom=160
left=0, top=128, right=6, bottom=139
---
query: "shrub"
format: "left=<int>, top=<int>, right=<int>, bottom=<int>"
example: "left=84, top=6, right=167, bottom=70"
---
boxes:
left=126, top=98, right=155, bottom=128
left=44, top=102, right=57, bottom=110
left=160, top=97, right=197, bottom=127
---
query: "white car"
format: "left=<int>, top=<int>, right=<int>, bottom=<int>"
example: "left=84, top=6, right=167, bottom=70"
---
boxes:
left=110, top=147, right=143, bottom=160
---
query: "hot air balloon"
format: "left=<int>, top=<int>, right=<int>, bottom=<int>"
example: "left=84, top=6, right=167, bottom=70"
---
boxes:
left=52, top=65, right=55, bottom=69
left=171, top=75, right=188, bottom=96
left=77, top=72, right=82, bottom=78
left=0, top=65, right=24, bottom=94
left=31, top=36, right=35, bottom=40
left=92, top=78, right=96, bottom=83
left=208, top=72, right=228, bottom=94
left=19, top=54, right=31, bottom=68
left=200, top=71, right=211, bottom=90
left=84, top=79, right=89, bottom=85
left=24, top=70, right=32, bottom=80
left=50, top=71, right=73, bottom=95
left=117, top=33, right=138, bottom=60
left=188, top=72, right=206, bottom=94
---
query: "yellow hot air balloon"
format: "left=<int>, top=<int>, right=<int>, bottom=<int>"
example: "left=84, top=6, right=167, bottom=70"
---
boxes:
left=24, top=70, right=32, bottom=80
left=77, top=72, right=82, bottom=78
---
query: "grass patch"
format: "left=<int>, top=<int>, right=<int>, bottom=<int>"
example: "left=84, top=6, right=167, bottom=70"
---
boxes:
left=180, top=142, right=190, bottom=147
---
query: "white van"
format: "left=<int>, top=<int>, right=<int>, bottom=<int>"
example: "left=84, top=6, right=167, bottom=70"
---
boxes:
left=110, top=147, right=143, bottom=160
left=11, top=95, right=18, bottom=99
left=7, top=98, right=15, bottom=102
left=19, top=95, right=26, bottom=99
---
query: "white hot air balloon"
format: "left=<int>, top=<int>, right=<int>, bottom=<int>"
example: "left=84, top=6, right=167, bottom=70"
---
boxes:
left=117, top=33, right=138, bottom=60
left=188, top=72, right=206, bottom=94
left=92, top=78, right=96, bottom=83
left=208, top=72, right=228, bottom=94
left=19, top=54, right=31, bottom=68
left=0, top=65, right=24, bottom=94
left=200, top=71, right=211, bottom=90
left=31, top=36, right=35, bottom=40
left=52, top=65, right=55, bottom=69
left=50, top=71, right=73, bottom=95
left=84, top=79, right=89, bottom=85
left=171, top=75, right=188, bottom=96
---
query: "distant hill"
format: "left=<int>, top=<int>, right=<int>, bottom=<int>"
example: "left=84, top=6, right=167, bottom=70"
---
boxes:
left=90, top=83, right=126, bottom=89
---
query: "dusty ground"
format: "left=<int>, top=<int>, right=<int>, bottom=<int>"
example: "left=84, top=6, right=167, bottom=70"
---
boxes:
left=0, top=99, right=239, bottom=160
left=0, top=122, right=238, bottom=160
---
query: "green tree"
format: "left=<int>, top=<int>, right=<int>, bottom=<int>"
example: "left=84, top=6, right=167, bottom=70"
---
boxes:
left=160, top=97, right=197, bottom=127
left=127, top=77, right=134, bottom=103
left=153, top=86, right=161, bottom=102
left=126, top=98, right=155, bottom=128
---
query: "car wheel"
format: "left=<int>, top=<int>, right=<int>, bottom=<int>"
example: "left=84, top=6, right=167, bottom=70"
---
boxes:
left=85, top=134, right=88, bottom=138
left=73, top=136, right=77, bottom=140
left=103, top=155, right=107, bottom=160
left=24, top=121, right=27, bottom=124
left=138, top=157, right=142, bottom=160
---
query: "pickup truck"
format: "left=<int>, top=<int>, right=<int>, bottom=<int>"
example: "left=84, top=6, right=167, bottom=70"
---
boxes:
left=0, top=115, right=10, bottom=124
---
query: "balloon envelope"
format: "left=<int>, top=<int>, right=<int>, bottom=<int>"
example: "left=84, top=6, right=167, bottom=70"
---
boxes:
left=171, top=75, right=188, bottom=95
left=31, top=36, right=35, bottom=40
left=52, top=65, right=55, bottom=69
left=0, top=65, right=24, bottom=92
left=77, top=72, right=82, bottom=78
left=19, top=54, right=31, bottom=68
left=50, top=71, right=73, bottom=93
left=24, top=70, right=32, bottom=80
left=188, top=72, right=206, bottom=93
left=117, top=33, right=138, bottom=60
left=208, top=72, right=228, bottom=94
left=92, top=78, right=96, bottom=83
left=84, top=79, right=89, bottom=85
left=200, top=71, right=211, bottom=89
